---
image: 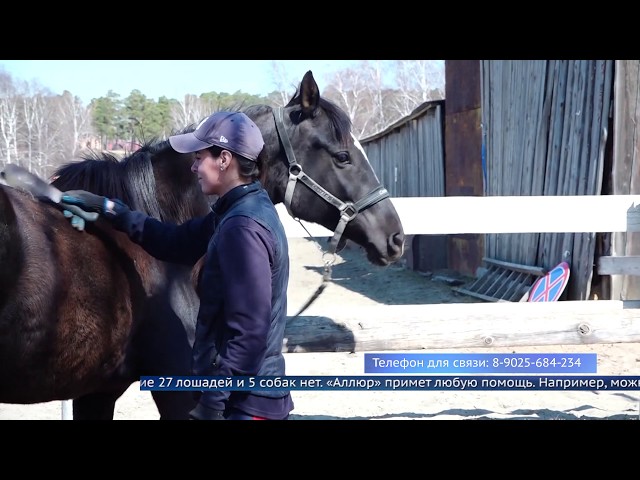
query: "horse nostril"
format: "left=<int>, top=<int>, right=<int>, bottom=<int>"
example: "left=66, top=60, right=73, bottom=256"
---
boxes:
left=395, top=232, right=405, bottom=249
left=388, top=232, right=405, bottom=258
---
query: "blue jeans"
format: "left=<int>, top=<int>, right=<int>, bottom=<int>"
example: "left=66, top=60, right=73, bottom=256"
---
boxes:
left=226, top=408, right=288, bottom=420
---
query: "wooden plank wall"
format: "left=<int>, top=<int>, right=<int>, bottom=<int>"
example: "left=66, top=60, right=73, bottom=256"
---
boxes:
left=361, top=102, right=447, bottom=272
left=362, top=60, right=627, bottom=302
left=611, top=60, right=640, bottom=301
left=362, top=102, right=445, bottom=198
left=481, top=60, right=614, bottom=300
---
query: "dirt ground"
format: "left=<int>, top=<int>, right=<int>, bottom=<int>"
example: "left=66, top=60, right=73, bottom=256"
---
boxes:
left=1, top=237, right=639, bottom=420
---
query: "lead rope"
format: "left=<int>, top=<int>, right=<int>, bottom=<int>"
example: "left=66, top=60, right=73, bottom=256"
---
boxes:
left=288, top=183, right=387, bottom=318
left=289, top=219, right=337, bottom=319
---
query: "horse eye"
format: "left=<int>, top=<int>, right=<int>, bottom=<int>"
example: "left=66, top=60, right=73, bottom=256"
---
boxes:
left=334, top=152, right=351, bottom=165
left=289, top=110, right=304, bottom=124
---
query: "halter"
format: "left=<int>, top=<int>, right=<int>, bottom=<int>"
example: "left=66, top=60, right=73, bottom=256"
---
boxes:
left=272, top=107, right=390, bottom=317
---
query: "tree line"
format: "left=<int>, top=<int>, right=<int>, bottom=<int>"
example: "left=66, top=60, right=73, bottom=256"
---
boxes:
left=0, top=60, right=444, bottom=179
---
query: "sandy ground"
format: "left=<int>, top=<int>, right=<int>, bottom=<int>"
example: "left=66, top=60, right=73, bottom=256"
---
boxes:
left=1, top=237, right=639, bottom=420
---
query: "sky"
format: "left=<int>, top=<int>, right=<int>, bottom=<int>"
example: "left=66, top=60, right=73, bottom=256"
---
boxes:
left=0, top=60, right=361, bottom=104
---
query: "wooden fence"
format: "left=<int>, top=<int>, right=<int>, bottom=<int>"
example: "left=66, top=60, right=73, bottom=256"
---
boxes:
left=279, top=195, right=640, bottom=353
left=57, top=194, right=640, bottom=419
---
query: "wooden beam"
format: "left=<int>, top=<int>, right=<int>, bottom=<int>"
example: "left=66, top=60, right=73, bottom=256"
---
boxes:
left=482, top=257, right=547, bottom=276
left=598, top=256, right=640, bottom=275
left=283, top=301, right=640, bottom=352
left=277, top=195, right=640, bottom=237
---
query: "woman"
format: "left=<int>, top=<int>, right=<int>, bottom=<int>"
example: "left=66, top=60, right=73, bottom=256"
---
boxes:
left=61, top=111, right=294, bottom=420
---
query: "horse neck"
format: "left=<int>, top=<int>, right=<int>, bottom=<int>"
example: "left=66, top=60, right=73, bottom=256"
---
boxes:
left=0, top=187, right=22, bottom=297
left=126, top=161, right=209, bottom=223
left=247, top=105, right=289, bottom=206
left=0, top=186, right=18, bottom=238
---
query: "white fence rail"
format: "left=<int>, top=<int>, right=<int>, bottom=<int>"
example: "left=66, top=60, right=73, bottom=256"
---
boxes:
left=277, top=195, right=640, bottom=237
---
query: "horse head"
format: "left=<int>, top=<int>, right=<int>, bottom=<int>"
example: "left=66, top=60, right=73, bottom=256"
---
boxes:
left=246, top=70, right=405, bottom=266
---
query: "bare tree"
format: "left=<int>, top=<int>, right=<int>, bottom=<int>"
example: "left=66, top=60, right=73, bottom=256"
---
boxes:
left=16, top=78, right=67, bottom=177
left=323, top=64, right=373, bottom=138
left=22, top=93, right=68, bottom=178
left=268, top=61, right=297, bottom=107
left=20, top=79, right=49, bottom=172
left=0, top=71, right=20, bottom=167
left=320, top=60, right=446, bottom=138
left=389, top=60, right=445, bottom=119
left=171, top=94, right=210, bottom=130
left=58, top=90, right=93, bottom=158
left=360, top=60, right=396, bottom=135
left=0, top=71, right=73, bottom=178
left=35, top=98, right=64, bottom=177
left=21, top=92, right=40, bottom=171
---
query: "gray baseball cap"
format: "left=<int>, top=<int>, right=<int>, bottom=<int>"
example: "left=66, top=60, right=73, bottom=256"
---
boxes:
left=169, top=111, right=265, bottom=161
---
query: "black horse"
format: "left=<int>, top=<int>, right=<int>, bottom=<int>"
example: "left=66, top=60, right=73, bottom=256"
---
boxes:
left=0, top=71, right=405, bottom=419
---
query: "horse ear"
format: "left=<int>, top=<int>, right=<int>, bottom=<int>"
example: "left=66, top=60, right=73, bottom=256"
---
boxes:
left=299, top=70, right=320, bottom=115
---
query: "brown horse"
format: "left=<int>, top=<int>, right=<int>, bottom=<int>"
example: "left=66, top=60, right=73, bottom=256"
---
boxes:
left=0, top=70, right=405, bottom=419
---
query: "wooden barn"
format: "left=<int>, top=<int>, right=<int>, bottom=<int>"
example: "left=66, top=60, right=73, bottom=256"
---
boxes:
left=361, top=60, right=640, bottom=302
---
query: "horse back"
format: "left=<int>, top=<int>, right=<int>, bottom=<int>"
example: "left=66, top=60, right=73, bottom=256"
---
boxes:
left=0, top=185, right=163, bottom=403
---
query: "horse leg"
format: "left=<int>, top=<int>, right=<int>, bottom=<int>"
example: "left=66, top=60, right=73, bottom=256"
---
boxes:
left=72, top=391, right=123, bottom=420
left=136, top=279, right=199, bottom=420
left=150, top=391, right=196, bottom=420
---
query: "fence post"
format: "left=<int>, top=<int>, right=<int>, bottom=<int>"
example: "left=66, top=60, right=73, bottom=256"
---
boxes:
left=61, top=400, right=72, bottom=420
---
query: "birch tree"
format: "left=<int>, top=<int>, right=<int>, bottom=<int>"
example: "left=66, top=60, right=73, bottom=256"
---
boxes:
left=360, top=60, right=394, bottom=135
left=268, top=61, right=297, bottom=107
left=389, top=60, right=445, bottom=118
left=21, top=92, right=41, bottom=172
left=171, top=94, right=209, bottom=131
left=0, top=71, right=20, bottom=167
left=34, top=96, right=65, bottom=177
left=323, top=64, right=372, bottom=138
left=58, top=90, right=93, bottom=158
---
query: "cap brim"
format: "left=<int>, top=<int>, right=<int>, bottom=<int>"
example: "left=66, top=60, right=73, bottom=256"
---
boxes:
left=169, top=132, right=213, bottom=153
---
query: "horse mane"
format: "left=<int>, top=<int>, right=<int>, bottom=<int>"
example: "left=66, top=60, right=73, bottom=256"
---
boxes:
left=51, top=136, right=184, bottom=220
